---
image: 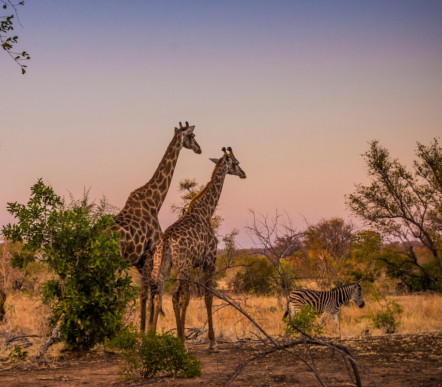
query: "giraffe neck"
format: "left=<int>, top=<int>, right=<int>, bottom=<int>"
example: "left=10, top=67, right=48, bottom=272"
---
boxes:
left=142, top=132, right=182, bottom=211
left=186, top=159, right=227, bottom=222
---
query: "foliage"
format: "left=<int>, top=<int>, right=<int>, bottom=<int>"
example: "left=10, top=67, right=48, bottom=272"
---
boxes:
left=108, top=327, right=201, bottom=380
left=1, top=0, right=30, bottom=73
left=363, top=291, right=403, bottom=334
left=233, top=255, right=276, bottom=295
left=284, top=304, right=323, bottom=336
left=8, top=345, right=28, bottom=360
left=304, top=217, right=353, bottom=288
left=2, top=179, right=137, bottom=350
left=347, top=139, right=442, bottom=289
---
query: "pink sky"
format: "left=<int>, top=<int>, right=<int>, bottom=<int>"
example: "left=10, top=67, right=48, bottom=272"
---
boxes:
left=1, top=1, right=441, bottom=247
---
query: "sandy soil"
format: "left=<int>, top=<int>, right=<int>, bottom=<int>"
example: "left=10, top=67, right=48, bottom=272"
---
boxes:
left=0, top=333, right=440, bottom=386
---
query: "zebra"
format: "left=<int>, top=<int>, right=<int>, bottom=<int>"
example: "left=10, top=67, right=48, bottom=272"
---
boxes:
left=284, top=283, right=365, bottom=327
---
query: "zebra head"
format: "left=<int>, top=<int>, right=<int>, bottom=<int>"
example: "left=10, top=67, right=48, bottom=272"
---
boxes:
left=350, top=284, right=365, bottom=308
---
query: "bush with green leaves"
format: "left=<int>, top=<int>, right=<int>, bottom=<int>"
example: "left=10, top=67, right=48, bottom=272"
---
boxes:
left=107, top=327, right=201, bottom=380
left=363, top=291, right=403, bottom=334
left=2, top=179, right=137, bottom=350
left=8, top=345, right=28, bottom=360
left=284, top=304, right=323, bottom=336
left=232, top=256, right=276, bottom=295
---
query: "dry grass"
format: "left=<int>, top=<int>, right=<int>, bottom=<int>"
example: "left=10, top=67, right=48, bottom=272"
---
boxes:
left=0, top=291, right=440, bottom=360
left=132, top=292, right=442, bottom=339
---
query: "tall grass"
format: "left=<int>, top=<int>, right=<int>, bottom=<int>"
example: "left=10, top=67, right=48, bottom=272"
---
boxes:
left=1, top=291, right=440, bottom=352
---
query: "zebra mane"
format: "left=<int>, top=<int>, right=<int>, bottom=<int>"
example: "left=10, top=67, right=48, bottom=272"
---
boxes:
left=331, top=283, right=358, bottom=291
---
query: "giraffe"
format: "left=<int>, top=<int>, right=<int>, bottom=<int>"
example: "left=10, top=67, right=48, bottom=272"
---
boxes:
left=113, top=122, right=201, bottom=331
left=148, top=147, right=246, bottom=349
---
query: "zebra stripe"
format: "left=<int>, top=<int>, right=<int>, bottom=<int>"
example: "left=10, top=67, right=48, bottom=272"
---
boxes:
left=284, top=284, right=365, bottom=326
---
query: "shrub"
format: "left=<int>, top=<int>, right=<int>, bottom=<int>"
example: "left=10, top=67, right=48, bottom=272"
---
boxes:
left=2, top=179, right=137, bottom=350
left=8, top=345, right=28, bottom=360
left=108, top=328, right=201, bottom=380
left=233, top=256, right=276, bottom=295
left=284, top=304, right=323, bottom=336
left=363, top=291, right=403, bottom=334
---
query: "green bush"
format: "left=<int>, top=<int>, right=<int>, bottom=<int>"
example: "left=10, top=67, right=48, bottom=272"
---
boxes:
left=108, top=328, right=201, bottom=380
left=2, top=179, right=137, bottom=350
left=363, top=291, right=403, bottom=334
left=284, top=304, right=323, bottom=336
left=233, top=256, right=276, bottom=295
left=8, top=346, right=28, bottom=360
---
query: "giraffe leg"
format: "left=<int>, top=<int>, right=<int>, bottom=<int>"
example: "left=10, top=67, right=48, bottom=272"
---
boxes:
left=140, top=266, right=149, bottom=332
left=203, top=270, right=217, bottom=350
left=172, top=283, right=183, bottom=342
left=179, top=282, right=190, bottom=347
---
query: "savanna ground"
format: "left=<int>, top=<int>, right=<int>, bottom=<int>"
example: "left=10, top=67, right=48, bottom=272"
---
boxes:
left=0, top=287, right=441, bottom=386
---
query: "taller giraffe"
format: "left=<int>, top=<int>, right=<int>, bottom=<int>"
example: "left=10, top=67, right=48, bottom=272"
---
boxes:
left=149, top=147, right=246, bottom=349
left=113, top=122, right=201, bottom=331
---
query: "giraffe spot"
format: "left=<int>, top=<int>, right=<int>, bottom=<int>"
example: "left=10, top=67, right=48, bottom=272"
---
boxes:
left=126, top=243, right=135, bottom=254
left=159, top=178, right=167, bottom=192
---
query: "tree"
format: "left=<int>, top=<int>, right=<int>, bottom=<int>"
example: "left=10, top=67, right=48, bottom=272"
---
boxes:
left=246, top=210, right=302, bottom=296
left=1, top=0, right=30, bottom=74
left=304, top=218, right=353, bottom=288
left=2, top=179, right=137, bottom=349
left=347, top=139, right=442, bottom=289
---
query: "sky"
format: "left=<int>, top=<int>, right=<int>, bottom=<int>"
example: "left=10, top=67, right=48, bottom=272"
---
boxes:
left=1, top=1, right=441, bottom=247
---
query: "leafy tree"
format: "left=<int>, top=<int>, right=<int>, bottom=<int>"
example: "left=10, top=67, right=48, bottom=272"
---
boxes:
left=232, top=255, right=276, bottom=295
left=2, top=179, right=137, bottom=349
left=1, top=0, right=30, bottom=74
left=304, top=218, right=353, bottom=288
left=347, top=139, right=442, bottom=289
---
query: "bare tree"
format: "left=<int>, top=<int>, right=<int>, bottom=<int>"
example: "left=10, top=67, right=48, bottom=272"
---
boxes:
left=246, top=210, right=302, bottom=298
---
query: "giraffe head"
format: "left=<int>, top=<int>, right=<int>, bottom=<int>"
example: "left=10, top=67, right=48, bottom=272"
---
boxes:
left=210, top=147, right=247, bottom=179
left=175, top=121, right=202, bottom=154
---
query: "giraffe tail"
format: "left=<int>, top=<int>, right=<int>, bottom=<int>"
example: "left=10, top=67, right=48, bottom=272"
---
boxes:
left=150, top=284, right=165, bottom=316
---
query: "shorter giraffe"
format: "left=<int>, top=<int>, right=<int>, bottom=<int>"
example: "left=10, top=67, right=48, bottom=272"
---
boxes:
left=148, top=147, right=246, bottom=349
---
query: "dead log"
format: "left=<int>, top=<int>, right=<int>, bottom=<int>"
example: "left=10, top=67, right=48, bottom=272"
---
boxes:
left=33, top=314, right=64, bottom=362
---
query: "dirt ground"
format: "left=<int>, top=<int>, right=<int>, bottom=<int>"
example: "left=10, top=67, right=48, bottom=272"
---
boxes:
left=0, top=333, right=440, bottom=386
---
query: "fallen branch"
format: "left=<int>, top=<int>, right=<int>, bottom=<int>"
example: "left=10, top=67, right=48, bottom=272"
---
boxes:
left=5, top=334, right=40, bottom=345
left=33, top=314, right=64, bottom=362
left=170, top=278, right=376, bottom=387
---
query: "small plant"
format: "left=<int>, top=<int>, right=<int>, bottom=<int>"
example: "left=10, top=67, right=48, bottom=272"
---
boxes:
left=363, top=291, right=403, bottom=333
left=284, top=304, right=323, bottom=336
left=8, top=345, right=28, bottom=360
left=108, top=328, right=201, bottom=380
